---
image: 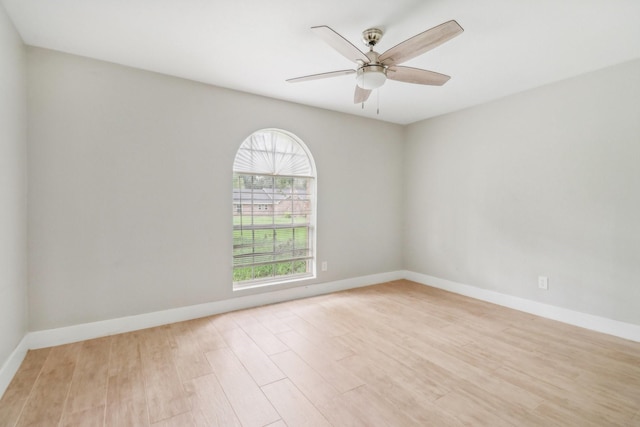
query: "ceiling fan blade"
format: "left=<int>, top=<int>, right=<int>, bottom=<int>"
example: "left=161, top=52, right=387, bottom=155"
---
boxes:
left=379, top=20, right=463, bottom=66
left=311, top=25, right=370, bottom=64
left=386, top=66, right=451, bottom=86
left=287, top=69, right=356, bottom=83
left=354, top=86, right=372, bottom=103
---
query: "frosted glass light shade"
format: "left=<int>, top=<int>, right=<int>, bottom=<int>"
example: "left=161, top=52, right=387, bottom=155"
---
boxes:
left=356, top=66, right=386, bottom=90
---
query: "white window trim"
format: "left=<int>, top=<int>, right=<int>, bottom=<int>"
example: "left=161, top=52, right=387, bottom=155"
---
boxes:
left=232, top=129, right=317, bottom=291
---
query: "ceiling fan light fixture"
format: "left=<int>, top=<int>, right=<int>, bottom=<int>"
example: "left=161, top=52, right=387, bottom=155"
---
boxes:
left=356, top=65, right=386, bottom=90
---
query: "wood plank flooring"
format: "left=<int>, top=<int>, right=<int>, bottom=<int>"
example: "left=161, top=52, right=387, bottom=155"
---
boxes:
left=1, top=280, right=640, bottom=426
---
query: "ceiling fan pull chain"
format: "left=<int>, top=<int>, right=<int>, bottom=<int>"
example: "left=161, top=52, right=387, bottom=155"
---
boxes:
left=377, top=89, right=380, bottom=115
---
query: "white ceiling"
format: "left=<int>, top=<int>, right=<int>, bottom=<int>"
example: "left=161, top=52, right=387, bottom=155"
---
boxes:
left=3, top=0, right=640, bottom=124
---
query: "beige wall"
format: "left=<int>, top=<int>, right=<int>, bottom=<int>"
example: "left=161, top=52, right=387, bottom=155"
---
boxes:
left=0, top=3, right=28, bottom=365
left=26, top=47, right=405, bottom=330
left=404, top=59, right=640, bottom=325
left=18, top=41, right=640, bottom=336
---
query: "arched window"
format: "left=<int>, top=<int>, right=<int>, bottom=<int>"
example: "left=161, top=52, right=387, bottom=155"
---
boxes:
left=232, top=129, right=316, bottom=289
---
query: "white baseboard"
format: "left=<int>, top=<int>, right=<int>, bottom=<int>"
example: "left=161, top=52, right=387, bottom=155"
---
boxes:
left=4, top=268, right=638, bottom=399
left=0, top=336, right=29, bottom=399
left=26, top=270, right=404, bottom=350
left=404, top=271, right=640, bottom=343
left=1, top=271, right=401, bottom=398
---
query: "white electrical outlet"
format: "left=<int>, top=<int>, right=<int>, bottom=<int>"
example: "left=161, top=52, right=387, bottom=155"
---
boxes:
left=538, top=276, right=549, bottom=290
left=321, top=261, right=328, bottom=271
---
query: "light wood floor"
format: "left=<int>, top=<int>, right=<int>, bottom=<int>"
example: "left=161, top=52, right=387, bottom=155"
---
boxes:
left=1, top=280, right=639, bottom=426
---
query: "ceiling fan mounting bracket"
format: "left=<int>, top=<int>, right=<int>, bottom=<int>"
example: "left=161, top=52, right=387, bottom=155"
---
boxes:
left=362, top=28, right=383, bottom=47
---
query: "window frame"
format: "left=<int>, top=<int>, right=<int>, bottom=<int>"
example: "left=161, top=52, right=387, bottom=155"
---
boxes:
left=232, top=129, right=317, bottom=291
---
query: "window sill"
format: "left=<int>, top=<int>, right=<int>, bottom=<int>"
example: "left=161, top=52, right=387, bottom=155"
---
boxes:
left=232, top=273, right=316, bottom=292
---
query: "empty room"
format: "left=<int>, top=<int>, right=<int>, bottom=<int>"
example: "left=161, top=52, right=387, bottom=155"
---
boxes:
left=1, top=0, right=639, bottom=425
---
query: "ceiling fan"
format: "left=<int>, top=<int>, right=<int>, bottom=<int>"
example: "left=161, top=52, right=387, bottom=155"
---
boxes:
left=287, top=20, right=464, bottom=104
